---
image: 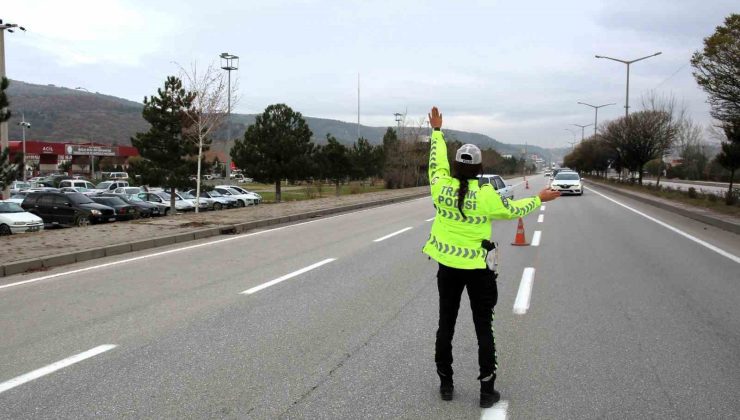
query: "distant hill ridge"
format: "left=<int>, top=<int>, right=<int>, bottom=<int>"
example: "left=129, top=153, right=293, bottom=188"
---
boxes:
left=5, top=79, right=555, bottom=160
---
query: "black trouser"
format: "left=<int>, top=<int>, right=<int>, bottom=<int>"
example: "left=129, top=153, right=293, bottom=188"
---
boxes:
left=435, top=263, right=498, bottom=381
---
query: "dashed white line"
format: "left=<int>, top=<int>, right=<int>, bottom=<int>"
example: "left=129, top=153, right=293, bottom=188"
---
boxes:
left=513, top=267, right=536, bottom=315
left=537, top=214, right=544, bottom=223
left=241, top=258, right=336, bottom=295
left=540, top=205, right=546, bottom=211
left=425, top=217, right=435, bottom=222
left=0, top=345, right=117, bottom=394
left=587, top=186, right=740, bottom=264
left=531, top=231, right=542, bottom=247
left=481, top=400, right=509, bottom=420
left=373, top=227, right=413, bottom=242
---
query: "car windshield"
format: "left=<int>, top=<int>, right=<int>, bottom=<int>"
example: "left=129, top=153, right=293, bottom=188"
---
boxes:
left=126, top=194, right=144, bottom=202
left=555, top=173, right=580, bottom=180
left=11, top=193, right=27, bottom=199
left=96, top=181, right=113, bottom=189
left=76, top=187, right=91, bottom=192
left=227, top=188, right=242, bottom=195
left=100, top=197, right=126, bottom=206
left=0, top=202, right=25, bottom=213
left=67, top=193, right=95, bottom=204
left=160, top=193, right=181, bottom=201
left=209, top=190, right=223, bottom=197
left=13, top=182, right=31, bottom=189
left=180, top=192, right=196, bottom=199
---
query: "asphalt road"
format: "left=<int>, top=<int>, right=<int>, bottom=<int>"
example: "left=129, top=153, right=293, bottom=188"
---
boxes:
left=1, top=175, right=739, bottom=419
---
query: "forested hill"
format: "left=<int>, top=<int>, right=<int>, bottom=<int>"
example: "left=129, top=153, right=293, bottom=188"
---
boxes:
left=5, top=79, right=555, bottom=160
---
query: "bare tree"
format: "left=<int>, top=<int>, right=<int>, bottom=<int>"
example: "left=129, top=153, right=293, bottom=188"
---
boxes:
left=179, top=62, right=236, bottom=212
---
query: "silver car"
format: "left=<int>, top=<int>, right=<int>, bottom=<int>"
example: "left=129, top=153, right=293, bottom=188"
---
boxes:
left=477, top=174, right=514, bottom=200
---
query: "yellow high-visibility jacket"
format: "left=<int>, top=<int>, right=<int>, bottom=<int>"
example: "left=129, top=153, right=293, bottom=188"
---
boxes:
left=422, top=130, right=541, bottom=269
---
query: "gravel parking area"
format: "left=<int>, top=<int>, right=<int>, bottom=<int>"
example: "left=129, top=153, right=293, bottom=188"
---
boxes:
left=1, top=187, right=429, bottom=266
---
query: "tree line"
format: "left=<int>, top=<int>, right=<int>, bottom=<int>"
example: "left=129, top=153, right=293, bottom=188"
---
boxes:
left=565, top=13, right=739, bottom=203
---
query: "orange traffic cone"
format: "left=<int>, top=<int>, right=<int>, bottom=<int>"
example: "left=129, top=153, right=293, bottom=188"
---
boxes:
left=511, top=217, right=529, bottom=246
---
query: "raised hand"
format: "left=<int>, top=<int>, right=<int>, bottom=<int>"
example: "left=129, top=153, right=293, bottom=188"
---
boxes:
left=428, top=107, right=443, bottom=129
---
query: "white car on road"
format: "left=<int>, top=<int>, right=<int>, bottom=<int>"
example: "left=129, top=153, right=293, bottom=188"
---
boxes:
left=477, top=174, right=514, bottom=200
left=550, top=171, right=583, bottom=195
left=214, top=185, right=260, bottom=206
left=0, top=201, right=44, bottom=235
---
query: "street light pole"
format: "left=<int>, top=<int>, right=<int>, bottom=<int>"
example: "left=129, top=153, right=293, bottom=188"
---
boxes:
left=572, top=123, right=593, bottom=141
left=595, top=52, right=662, bottom=118
left=1, top=19, right=26, bottom=198
left=564, top=128, right=577, bottom=143
left=220, top=52, right=238, bottom=183
left=394, top=112, right=403, bottom=137
left=577, top=102, right=616, bottom=135
left=18, top=113, right=30, bottom=181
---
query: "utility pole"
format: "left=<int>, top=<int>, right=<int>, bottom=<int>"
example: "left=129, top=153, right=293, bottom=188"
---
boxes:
left=572, top=123, right=593, bottom=141
left=1, top=19, right=26, bottom=198
left=577, top=102, right=616, bottom=135
left=595, top=52, right=661, bottom=118
left=357, top=73, right=360, bottom=140
left=220, top=52, right=239, bottom=183
left=18, top=113, right=30, bottom=181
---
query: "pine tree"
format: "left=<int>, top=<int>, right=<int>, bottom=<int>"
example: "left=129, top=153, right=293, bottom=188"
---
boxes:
left=317, top=134, right=351, bottom=196
left=131, top=76, right=197, bottom=213
left=1, top=77, right=21, bottom=194
left=230, top=104, right=314, bottom=202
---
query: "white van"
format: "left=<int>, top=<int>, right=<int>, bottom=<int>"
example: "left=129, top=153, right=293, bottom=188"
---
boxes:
left=58, top=179, right=97, bottom=190
left=107, top=172, right=129, bottom=180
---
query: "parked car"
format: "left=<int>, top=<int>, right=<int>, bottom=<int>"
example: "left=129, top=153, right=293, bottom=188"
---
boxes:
left=91, top=196, right=139, bottom=220
left=44, top=174, right=74, bottom=188
left=227, top=185, right=262, bottom=204
left=9, top=181, right=32, bottom=195
left=214, top=185, right=260, bottom=206
left=137, top=192, right=195, bottom=214
left=102, top=193, right=162, bottom=217
left=0, top=201, right=44, bottom=235
left=59, top=179, right=97, bottom=191
left=6, top=193, right=28, bottom=205
left=60, top=186, right=97, bottom=195
left=94, top=180, right=130, bottom=193
left=113, top=186, right=143, bottom=195
left=477, top=174, right=514, bottom=200
left=186, top=189, right=235, bottom=210
left=105, top=171, right=129, bottom=180
left=176, top=191, right=210, bottom=211
left=21, top=192, right=116, bottom=227
left=550, top=171, right=583, bottom=195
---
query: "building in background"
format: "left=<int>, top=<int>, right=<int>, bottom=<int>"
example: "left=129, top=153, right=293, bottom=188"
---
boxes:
left=8, top=140, right=139, bottom=176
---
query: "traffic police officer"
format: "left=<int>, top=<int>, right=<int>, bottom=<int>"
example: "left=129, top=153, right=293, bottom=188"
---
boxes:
left=423, top=106, right=560, bottom=407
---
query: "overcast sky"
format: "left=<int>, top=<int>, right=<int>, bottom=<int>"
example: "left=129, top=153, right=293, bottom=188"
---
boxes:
left=3, top=0, right=737, bottom=147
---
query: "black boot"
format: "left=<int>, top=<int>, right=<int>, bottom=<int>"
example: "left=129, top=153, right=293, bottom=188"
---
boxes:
left=479, top=375, right=500, bottom=408
left=438, top=369, right=454, bottom=401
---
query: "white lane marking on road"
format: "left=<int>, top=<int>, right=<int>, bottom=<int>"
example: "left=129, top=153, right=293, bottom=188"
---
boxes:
left=513, top=268, right=536, bottom=315
left=481, top=399, right=509, bottom=419
left=0, top=345, right=116, bottom=394
left=425, top=217, right=435, bottom=222
left=0, top=198, right=429, bottom=291
left=537, top=214, right=544, bottom=223
left=540, top=205, right=546, bottom=211
left=373, top=227, right=413, bottom=242
left=241, top=259, right=336, bottom=295
left=531, top=231, right=542, bottom=247
left=587, top=186, right=740, bottom=265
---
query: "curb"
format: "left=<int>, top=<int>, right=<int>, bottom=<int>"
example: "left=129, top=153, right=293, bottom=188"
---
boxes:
left=0, top=191, right=429, bottom=279
left=585, top=180, right=740, bottom=235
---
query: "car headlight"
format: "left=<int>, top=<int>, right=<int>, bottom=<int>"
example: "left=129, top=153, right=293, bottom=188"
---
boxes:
left=90, top=209, right=102, bottom=215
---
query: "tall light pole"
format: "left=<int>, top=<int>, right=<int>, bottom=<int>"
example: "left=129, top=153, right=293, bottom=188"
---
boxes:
left=75, top=87, right=96, bottom=177
left=1, top=19, right=26, bottom=198
left=577, top=102, right=615, bottom=135
left=220, top=52, right=238, bottom=183
left=564, top=128, right=577, bottom=143
left=394, top=112, right=403, bottom=137
left=18, top=113, right=29, bottom=181
left=572, top=123, right=593, bottom=141
left=595, top=52, right=662, bottom=118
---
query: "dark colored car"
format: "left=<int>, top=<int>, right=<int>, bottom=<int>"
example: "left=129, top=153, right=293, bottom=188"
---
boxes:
left=101, top=193, right=161, bottom=217
left=21, top=192, right=116, bottom=227
left=91, top=196, right=138, bottom=220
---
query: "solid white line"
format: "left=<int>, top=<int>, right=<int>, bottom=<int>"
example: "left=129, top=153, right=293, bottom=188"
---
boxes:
left=540, top=205, right=546, bottom=211
left=537, top=214, right=544, bottom=223
left=240, top=258, right=336, bottom=295
left=0, top=198, right=429, bottom=291
left=373, top=227, right=413, bottom=242
left=531, top=231, right=542, bottom=247
left=0, top=345, right=116, bottom=394
left=481, top=399, right=509, bottom=420
left=586, top=186, right=740, bottom=265
left=513, top=267, right=535, bottom=315
left=425, top=217, right=435, bottom=222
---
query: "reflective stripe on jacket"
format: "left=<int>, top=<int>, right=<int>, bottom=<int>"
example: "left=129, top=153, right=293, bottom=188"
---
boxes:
left=422, top=130, right=541, bottom=269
